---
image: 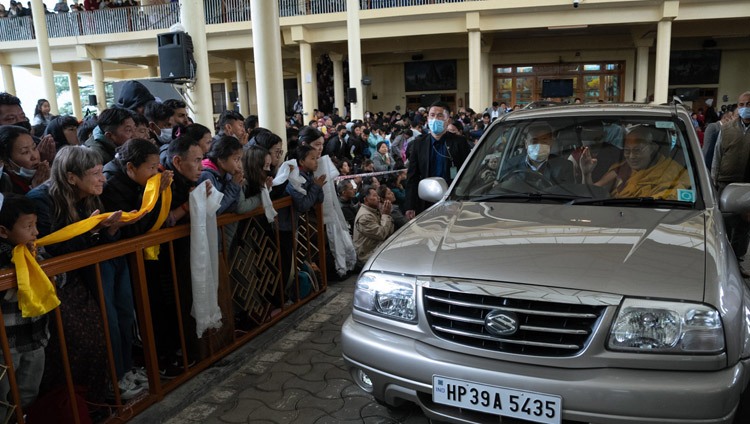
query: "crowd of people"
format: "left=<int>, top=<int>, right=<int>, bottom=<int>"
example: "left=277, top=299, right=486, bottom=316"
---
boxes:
left=0, top=76, right=477, bottom=421
left=0, top=0, right=146, bottom=17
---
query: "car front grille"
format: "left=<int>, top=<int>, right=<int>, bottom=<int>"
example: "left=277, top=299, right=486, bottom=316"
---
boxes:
left=424, top=287, right=606, bottom=356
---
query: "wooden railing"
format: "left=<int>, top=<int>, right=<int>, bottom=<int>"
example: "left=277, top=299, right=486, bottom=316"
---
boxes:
left=0, top=198, right=326, bottom=424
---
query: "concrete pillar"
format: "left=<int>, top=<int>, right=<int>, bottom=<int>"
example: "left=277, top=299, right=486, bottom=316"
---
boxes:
left=635, top=44, right=650, bottom=103
left=296, top=73, right=302, bottom=96
left=300, top=41, right=315, bottom=119
left=468, top=29, right=482, bottom=114
left=330, top=52, right=345, bottom=117
left=653, top=19, right=672, bottom=104
left=346, top=0, right=363, bottom=121
left=68, top=70, right=82, bottom=120
left=180, top=0, right=213, bottom=128
left=90, top=59, right=106, bottom=111
left=0, top=65, right=15, bottom=95
left=250, top=0, right=287, bottom=141
left=224, top=78, right=234, bottom=111
left=30, top=0, right=58, bottom=114
left=235, top=59, right=250, bottom=116
left=148, top=66, right=159, bottom=78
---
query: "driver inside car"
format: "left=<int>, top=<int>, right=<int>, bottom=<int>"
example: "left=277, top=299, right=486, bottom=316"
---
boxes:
left=499, top=122, right=575, bottom=188
left=580, top=125, right=690, bottom=199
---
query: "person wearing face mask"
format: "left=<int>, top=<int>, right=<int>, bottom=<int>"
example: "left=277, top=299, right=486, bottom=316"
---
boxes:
left=500, top=122, right=574, bottom=188
left=710, top=91, right=750, bottom=270
left=404, top=101, right=471, bottom=219
left=0, top=125, right=51, bottom=194
left=145, top=101, right=176, bottom=147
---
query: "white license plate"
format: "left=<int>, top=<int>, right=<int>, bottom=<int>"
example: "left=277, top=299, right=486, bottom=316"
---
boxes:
left=432, top=376, right=561, bottom=424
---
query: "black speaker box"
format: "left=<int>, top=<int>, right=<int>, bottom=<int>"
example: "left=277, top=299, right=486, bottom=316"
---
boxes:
left=347, top=87, right=357, bottom=103
left=88, top=94, right=97, bottom=106
left=157, top=31, right=196, bottom=80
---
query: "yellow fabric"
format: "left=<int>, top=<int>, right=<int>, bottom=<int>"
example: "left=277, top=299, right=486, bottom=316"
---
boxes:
left=144, top=186, right=172, bottom=260
left=611, top=155, right=690, bottom=200
left=14, top=173, right=165, bottom=318
left=11, top=244, right=60, bottom=317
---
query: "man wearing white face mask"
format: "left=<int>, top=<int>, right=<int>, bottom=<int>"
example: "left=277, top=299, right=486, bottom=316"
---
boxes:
left=501, top=122, right=574, bottom=188
left=405, top=101, right=471, bottom=219
left=710, top=90, right=750, bottom=269
left=145, top=101, right=175, bottom=147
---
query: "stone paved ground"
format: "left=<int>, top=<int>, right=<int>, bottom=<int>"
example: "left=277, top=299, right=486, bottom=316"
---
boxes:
left=133, top=277, right=431, bottom=424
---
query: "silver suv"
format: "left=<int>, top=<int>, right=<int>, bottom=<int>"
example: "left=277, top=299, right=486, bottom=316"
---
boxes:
left=342, top=104, right=750, bottom=424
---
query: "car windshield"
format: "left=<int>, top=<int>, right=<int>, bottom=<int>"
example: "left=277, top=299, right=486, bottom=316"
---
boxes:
left=453, top=115, right=699, bottom=207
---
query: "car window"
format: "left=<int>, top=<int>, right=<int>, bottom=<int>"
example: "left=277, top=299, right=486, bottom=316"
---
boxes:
left=453, top=116, right=698, bottom=206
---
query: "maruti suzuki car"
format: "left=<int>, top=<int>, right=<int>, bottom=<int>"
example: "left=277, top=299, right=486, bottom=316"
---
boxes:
left=341, top=104, right=750, bottom=424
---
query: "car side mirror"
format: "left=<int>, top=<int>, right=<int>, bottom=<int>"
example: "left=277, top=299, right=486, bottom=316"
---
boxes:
left=719, top=183, right=750, bottom=214
left=418, top=177, right=448, bottom=203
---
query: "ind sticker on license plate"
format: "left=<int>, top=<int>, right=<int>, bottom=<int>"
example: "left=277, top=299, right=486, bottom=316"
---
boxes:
left=433, top=376, right=562, bottom=424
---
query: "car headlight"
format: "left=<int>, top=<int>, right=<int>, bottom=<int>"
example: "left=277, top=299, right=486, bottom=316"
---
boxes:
left=608, top=298, right=724, bottom=353
left=353, top=272, right=417, bottom=323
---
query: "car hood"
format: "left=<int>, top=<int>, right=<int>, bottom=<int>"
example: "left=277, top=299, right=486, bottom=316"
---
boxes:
left=369, top=201, right=707, bottom=302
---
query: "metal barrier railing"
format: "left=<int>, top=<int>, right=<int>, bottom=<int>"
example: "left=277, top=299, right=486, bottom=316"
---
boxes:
left=0, top=198, right=326, bottom=423
left=0, top=0, right=481, bottom=42
left=0, top=16, right=33, bottom=42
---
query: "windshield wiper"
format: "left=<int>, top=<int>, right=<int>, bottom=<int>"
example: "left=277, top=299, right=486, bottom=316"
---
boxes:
left=568, top=196, right=694, bottom=208
left=470, top=193, right=589, bottom=203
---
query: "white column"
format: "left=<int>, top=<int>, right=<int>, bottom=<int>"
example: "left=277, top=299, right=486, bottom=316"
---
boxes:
left=250, top=0, right=287, bottom=141
left=346, top=0, right=363, bottom=121
left=90, top=59, right=106, bottom=111
left=180, top=0, right=213, bottom=128
left=300, top=41, right=314, bottom=119
left=30, top=0, right=58, bottom=114
left=68, top=70, right=82, bottom=120
left=224, top=78, right=233, bottom=111
left=235, top=59, right=249, bottom=116
left=330, top=52, right=345, bottom=116
left=0, top=65, right=15, bottom=95
left=468, top=29, right=482, bottom=114
left=653, top=19, right=672, bottom=104
left=635, top=45, right=650, bottom=103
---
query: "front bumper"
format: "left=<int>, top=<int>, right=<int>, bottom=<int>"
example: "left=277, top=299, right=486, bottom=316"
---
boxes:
left=342, top=316, right=748, bottom=424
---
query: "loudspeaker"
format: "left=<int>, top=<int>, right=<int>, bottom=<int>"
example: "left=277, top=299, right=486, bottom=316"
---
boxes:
left=157, top=31, right=196, bottom=80
left=88, top=95, right=97, bottom=106
left=347, top=87, right=357, bottom=103
left=411, top=54, right=424, bottom=61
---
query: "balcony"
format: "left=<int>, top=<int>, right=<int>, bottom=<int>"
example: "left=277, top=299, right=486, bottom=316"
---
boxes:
left=0, top=0, right=477, bottom=42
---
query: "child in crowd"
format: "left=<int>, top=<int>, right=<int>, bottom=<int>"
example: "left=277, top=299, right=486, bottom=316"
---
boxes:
left=198, top=135, right=243, bottom=215
left=287, top=144, right=326, bottom=214
left=0, top=194, right=49, bottom=416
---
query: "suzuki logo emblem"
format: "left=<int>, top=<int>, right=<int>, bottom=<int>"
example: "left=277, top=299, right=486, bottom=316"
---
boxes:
left=485, top=310, right=519, bottom=336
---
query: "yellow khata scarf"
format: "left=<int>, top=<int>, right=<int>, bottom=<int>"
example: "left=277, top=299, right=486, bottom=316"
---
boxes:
left=12, top=173, right=171, bottom=318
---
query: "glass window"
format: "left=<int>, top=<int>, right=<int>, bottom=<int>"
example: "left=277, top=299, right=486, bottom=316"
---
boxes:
left=496, top=78, right=513, bottom=103
left=453, top=116, right=696, bottom=204
left=583, top=64, right=601, bottom=71
left=496, top=67, right=513, bottom=74
left=516, top=78, right=534, bottom=105
left=517, top=66, right=533, bottom=73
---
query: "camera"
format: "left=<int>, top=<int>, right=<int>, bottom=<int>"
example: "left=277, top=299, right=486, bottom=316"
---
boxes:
left=573, top=0, right=579, bottom=7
